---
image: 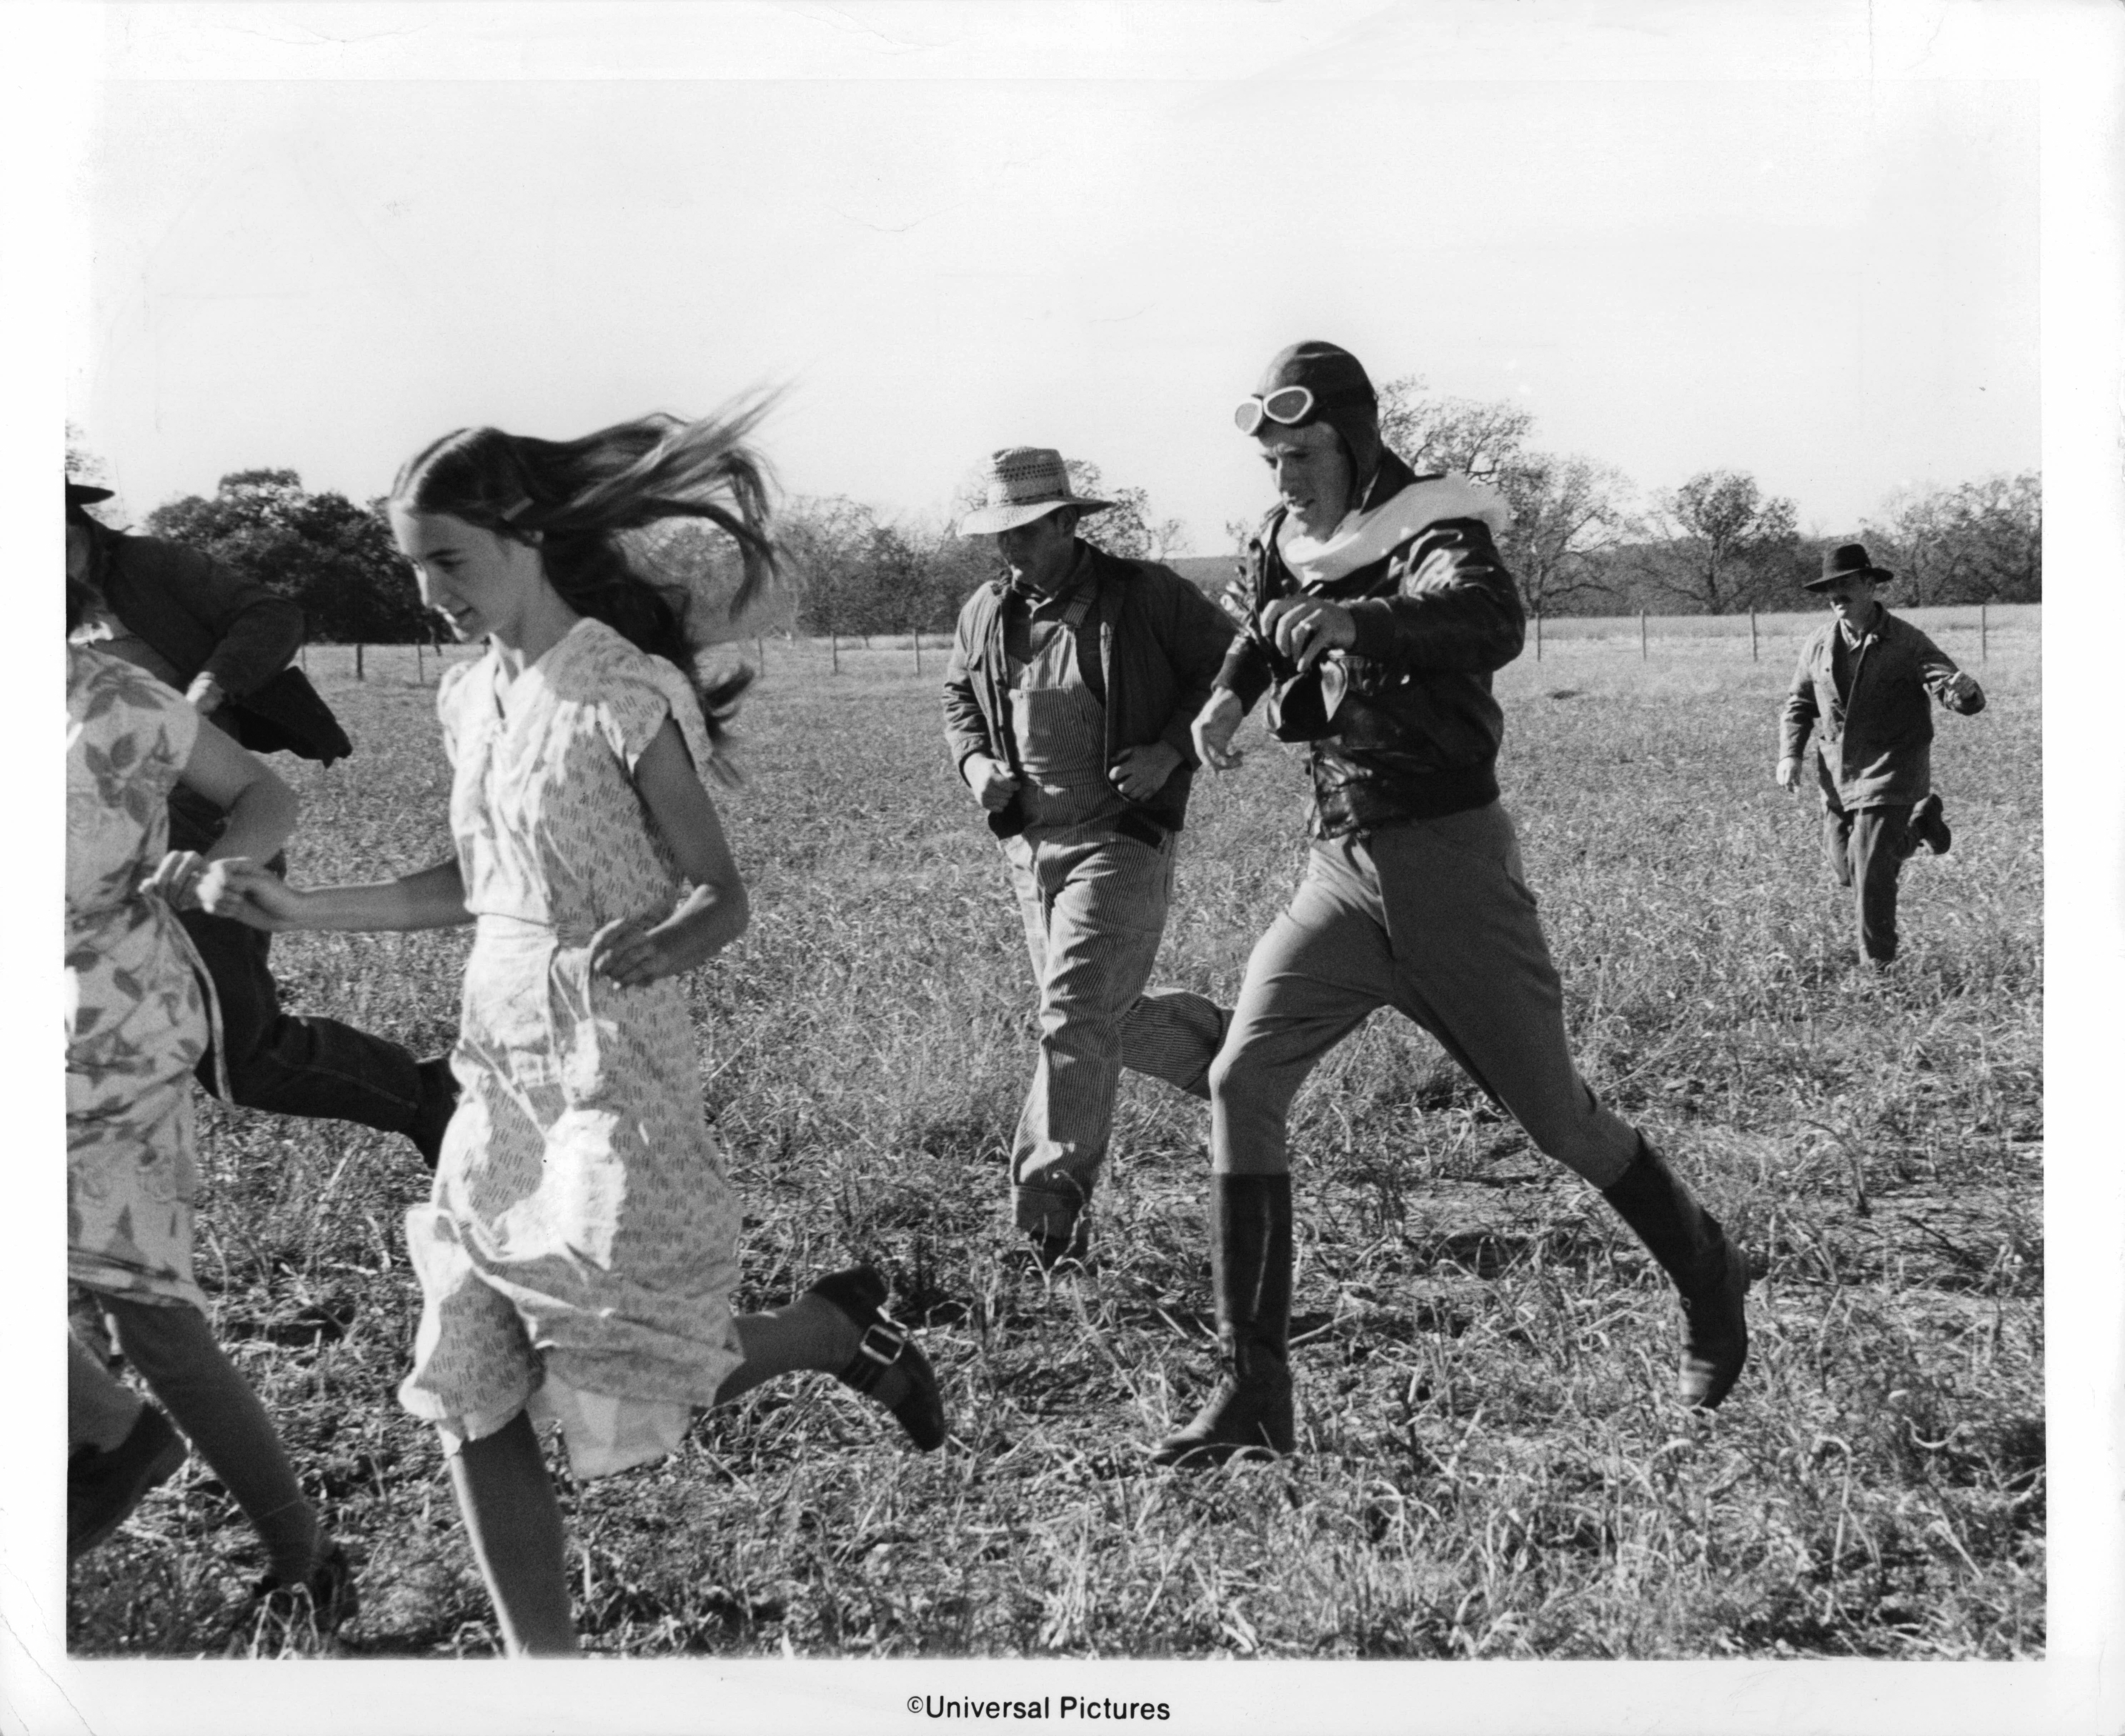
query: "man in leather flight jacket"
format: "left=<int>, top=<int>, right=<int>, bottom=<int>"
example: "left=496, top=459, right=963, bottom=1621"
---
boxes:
left=67, top=481, right=455, bottom=1165
left=943, top=448, right=1235, bottom=1268
left=1152, top=343, right=1752, bottom=1467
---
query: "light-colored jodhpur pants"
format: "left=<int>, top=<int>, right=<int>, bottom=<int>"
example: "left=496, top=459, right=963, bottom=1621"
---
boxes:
left=1004, top=822, right=1228, bottom=1237
left=1208, top=802, right=1639, bottom=1189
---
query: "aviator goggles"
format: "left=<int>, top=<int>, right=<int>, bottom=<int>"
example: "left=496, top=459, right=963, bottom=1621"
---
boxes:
left=1232, top=385, right=1317, bottom=437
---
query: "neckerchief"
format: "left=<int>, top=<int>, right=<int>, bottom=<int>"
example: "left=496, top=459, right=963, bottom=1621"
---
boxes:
left=1276, top=472, right=1512, bottom=590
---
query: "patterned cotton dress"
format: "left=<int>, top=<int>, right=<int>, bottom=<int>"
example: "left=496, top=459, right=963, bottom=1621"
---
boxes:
left=66, top=645, right=211, bottom=1312
left=399, top=618, right=745, bottom=1475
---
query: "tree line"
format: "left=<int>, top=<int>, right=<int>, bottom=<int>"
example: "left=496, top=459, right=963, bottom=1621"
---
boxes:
left=79, top=393, right=2037, bottom=645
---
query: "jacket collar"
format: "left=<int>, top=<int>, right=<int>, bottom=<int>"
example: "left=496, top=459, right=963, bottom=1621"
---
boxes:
left=1835, top=602, right=1889, bottom=648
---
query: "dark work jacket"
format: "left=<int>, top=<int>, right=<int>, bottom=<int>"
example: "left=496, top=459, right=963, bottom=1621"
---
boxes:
left=1780, top=607, right=1984, bottom=809
left=942, top=542, right=1236, bottom=838
left=1215, top=453, right=1526, bottom=839
left=88, top=527, right=352, bottom=767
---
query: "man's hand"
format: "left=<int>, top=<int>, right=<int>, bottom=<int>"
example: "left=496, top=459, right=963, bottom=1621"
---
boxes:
left=1775, top=756, right=1801, bottom=792
left=1191, top=688, right=1247, bottom=773
left=1944, top=670, right=1981, bottom=705
left=1109, top=741, right=1183, bottom=804
left=1261, top=596, right=1357, bottom=673
left=962, top=753, right=1021, bottom=814
left=184, top=672, right=225, bottom=717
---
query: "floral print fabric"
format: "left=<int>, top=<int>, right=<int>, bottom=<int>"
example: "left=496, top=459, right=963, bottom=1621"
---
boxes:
left=398, top=618, right=745, bottom=1439
left=66, top=645, right=210, bottom=1310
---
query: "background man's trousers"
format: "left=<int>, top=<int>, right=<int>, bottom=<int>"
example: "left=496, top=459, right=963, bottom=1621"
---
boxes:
left=1821, top=798, right=1919, bottom=964
left=1003, top=824, right=1227, bottom=1238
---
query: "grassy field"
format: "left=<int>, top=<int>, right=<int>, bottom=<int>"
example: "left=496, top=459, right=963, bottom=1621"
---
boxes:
left=67, top=625, right=2042, bottom=1662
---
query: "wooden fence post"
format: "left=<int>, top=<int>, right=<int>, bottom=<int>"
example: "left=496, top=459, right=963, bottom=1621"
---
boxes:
left=1639, top=613, right=1647, bottom=661
left=756, top=635, right=765, bottom=671
left=416, top=641, right=424, bottom=684
left=830, top=631, right=840, bottom=674
left=355, top=643, right=365, bottom=680
left=1534, top=613, right=1542, bottom=661
left=1749, top=608, right=1758, bottom=662
left=1980, top=602, right=1988, bottom=662
left=912, top=630, right=923, bottom=676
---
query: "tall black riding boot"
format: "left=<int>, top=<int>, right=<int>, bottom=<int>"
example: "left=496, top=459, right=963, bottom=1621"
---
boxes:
left=1151, top=1174, right=1296, bottom=1465
left=1601, top=1139, right=1751, bottom=1409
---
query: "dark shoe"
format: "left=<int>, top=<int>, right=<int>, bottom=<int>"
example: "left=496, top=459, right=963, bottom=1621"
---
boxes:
left=408, top=1055, right=460, bottom=1170
left=1908, top=793, right=1952, bottom=855
left=68, top=1403, right=187, bottom=1561
left=806, top=1267, right=947, bottom=1451
left=1602, top=1139, right=1751, bottom=1409
left=250, top=1539, right=358, bottom=1638
left=1152, top=1174, right=1297, bottom=1466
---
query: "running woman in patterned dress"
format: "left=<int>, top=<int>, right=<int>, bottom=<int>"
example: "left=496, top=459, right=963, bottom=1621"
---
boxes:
left=67, top=554, right=352, bottom=1622
left=214, top=408, right=945, bottom=1656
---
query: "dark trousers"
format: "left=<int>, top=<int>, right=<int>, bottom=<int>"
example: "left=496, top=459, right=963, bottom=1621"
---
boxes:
left=171, top=827, right=423, bottom=1131
left=1822, top=801, right=1919, bottom=963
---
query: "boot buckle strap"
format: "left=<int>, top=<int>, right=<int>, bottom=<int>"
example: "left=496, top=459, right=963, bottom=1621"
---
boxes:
left=856, top=1318, right=907, bottom=1368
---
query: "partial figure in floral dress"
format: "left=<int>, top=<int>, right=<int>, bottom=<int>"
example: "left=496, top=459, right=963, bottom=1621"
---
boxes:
left=217, top=407, right=946, bottom=1656
left=66, top=549, right=352, bottom=1622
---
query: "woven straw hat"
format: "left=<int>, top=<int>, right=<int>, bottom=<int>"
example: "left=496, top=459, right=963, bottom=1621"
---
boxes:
left=959, top=447, right=1114, bottom=535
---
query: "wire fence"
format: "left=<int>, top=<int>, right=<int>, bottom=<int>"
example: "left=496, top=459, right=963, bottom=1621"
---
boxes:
left=297, top=603, right=2040, bottom=689
left=1523, top=602, right=2037, bottom=663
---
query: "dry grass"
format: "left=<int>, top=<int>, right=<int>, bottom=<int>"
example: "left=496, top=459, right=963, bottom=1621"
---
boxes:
left=67, top=631, right=2041, bottom=1661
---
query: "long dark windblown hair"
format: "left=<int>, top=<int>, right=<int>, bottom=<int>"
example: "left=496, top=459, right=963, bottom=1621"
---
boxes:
left=388, top=404, right=781, bottom=748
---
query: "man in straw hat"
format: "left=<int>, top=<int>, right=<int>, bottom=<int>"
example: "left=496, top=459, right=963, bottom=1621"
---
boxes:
left=1777, top=540, right=1985, bottom=965
left=944, top=447, right=1236, bottom=1269
left=1154, top=341, right=1752, bottom=1466
left=66, top=478, right=459, bottom=1166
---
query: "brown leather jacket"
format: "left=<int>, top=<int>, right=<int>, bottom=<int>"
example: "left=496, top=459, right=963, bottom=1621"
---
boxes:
left=1216, top=453, right=1526, bottom=838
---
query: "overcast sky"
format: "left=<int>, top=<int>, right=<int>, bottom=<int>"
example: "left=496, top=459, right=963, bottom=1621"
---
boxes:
left=69, top=8, right=2040, bottom=550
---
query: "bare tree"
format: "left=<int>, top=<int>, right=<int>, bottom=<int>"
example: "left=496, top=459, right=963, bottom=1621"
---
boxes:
left=1374, top=376, right=1536, bottom=481
left=1062, top=460, right=1184, bottom=562
left=65, top=422, right=109, bottom=486
left=1632, top=469, right=1800, bottom=614
left=1863, top=472, right=2040, bottom=605
left=1496, top=453, right=1632, bottom=617
left=66, top=423, right=124, bottom=524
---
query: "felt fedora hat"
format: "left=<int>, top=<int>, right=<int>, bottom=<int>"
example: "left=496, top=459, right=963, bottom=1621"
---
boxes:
left=66, top=479, right=115, bottom=519
left=1805, top=541, right=1894, bottom=592
left=959, top=447, right=1113, bottom=535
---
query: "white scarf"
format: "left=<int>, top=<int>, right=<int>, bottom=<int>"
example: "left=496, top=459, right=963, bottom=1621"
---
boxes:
left=1276, top=472, right=1512, bottom=588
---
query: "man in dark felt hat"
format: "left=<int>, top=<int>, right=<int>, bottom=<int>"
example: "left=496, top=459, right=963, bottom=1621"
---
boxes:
left=1778, top=540, right=1985, bottom=965
left=66, top=479, right=457, bottom=1164
left=1152, top=341, right=1752, bottom=1466
left=943, top=447, right=1236, bottom=1269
